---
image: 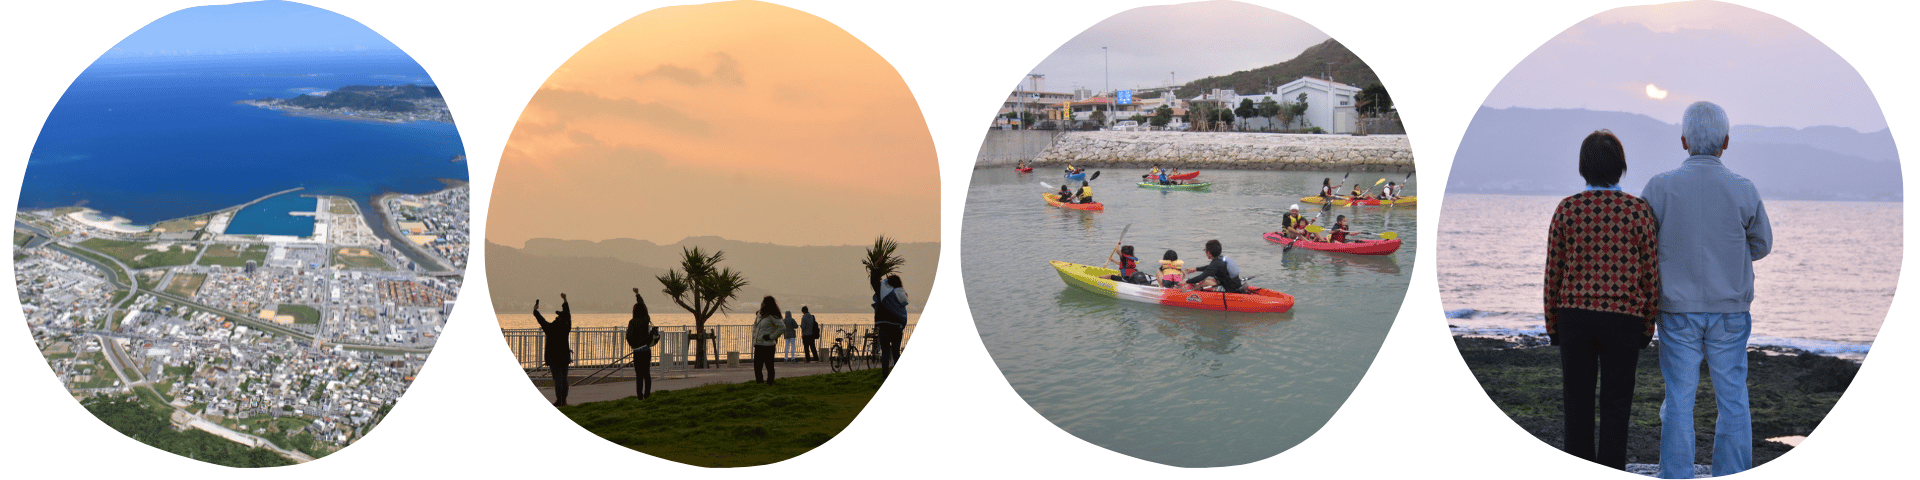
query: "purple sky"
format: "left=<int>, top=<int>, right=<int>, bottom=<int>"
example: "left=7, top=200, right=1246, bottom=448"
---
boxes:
left=1023, top=1, right=1329, bottom=94
left=1482, top=1, right=1886, bottom=132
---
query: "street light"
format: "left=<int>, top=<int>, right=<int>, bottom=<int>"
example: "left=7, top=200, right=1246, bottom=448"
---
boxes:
left=1103, top=46, right=1109, bottom=128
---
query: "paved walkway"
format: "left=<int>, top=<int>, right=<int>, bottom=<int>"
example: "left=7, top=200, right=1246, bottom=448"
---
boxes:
left=539, top=359, right=867, bottom=405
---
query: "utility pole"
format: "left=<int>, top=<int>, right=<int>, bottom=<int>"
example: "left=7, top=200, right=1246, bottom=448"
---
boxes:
left=1103, top=46, right=1110, bottom=129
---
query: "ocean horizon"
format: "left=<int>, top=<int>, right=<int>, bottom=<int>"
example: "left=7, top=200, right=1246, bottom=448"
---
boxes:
left=1439, top=193, right=1897, bottom=360
left=22, top=51, right=466, bottom=224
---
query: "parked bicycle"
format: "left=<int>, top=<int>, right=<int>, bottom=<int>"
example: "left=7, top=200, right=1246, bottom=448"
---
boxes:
left=861, top=329, right=881, bottom=370
left=828, top=328, right=859, bottom=373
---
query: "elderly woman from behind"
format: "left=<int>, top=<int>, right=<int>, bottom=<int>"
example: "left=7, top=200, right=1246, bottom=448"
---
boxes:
left=1543, top=130, right=1661, bottom=470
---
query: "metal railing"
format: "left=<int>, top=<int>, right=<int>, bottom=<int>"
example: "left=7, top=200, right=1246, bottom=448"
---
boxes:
left=505, top=322, right=914, bottom=372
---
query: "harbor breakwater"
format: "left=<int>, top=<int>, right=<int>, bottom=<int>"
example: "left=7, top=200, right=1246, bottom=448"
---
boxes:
left=976, top=130, right=1413, bottom=171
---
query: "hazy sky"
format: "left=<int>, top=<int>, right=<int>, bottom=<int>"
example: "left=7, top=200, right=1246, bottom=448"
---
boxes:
left=488, top=1, right=939, bottom=248
left=103, top=1, right=396, bottom=57
left=1483, top=1, right=1886, bottom=132
left=1024, top=1, right=1331, bottom=94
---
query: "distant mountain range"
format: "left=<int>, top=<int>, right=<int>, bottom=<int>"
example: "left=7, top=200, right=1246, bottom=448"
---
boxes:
left=1448, top=107, right=1901, bottom=201
left=486, top=236, right=938, bottom=314
left=1180, top=39, right=1382, bottom=95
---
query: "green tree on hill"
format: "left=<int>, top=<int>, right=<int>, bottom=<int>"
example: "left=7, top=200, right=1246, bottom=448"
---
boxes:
left=657, top=247, right=748, bottom=369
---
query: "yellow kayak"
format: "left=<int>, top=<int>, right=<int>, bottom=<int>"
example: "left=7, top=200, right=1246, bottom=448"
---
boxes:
left=1299, top=195, right=1417, bottom=207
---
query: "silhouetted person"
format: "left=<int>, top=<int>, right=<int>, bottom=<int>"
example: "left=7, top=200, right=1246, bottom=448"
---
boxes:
left=782, top=311, right=799, bottom=363
left=752, top=296, right=784, bottom=385
left=800, top=306, right=820, bottom=362
left=534, top=294, right=572, bottom=406
left=625, top=288, right=655, bottom=400
left=872, top=273, right=909, bottom=379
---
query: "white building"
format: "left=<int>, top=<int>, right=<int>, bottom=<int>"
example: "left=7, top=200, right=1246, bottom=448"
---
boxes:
left=1275, top=77, right=1360, bottom=134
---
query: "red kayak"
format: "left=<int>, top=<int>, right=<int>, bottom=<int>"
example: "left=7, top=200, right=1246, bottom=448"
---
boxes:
left=1044, top=193, right=1104, bottom=211
left=1262, top=231, right=1401, bottom=255
left=1016, top=167, right=1033, bottom=173
left=1169, top=171, right=1200, bottom=180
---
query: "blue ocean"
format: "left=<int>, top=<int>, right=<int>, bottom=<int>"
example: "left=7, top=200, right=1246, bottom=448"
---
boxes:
left=21, top=51, right=467, bottom=224
left=226, top=194, right=318, bottom=237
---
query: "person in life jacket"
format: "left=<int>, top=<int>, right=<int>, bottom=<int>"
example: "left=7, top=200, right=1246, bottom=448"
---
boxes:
left=1158, top=250, right=1186, bottom=288
left=1104, top=245, right=1148, bottom=285
left=1076, top=181, right=1094, bottom=204
left=1328, top=215, right=1354, bottom=243
left=1280, top=204, right=1310, bottom=239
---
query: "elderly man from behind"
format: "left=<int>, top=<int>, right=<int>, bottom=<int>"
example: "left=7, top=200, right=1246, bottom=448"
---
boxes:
left=1639, top=101, right=1772, bottom=478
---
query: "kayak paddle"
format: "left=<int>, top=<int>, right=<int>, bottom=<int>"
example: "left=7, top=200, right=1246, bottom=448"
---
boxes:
left=1103, top=223, right=1133, bottom=271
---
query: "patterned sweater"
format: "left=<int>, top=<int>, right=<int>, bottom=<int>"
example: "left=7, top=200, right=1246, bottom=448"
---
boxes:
left=1544, top=190, right=1660, bottom=345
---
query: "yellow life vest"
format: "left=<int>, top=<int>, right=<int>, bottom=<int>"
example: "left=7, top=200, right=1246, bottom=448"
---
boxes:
left=1160, top=259, right=1184, bottom=276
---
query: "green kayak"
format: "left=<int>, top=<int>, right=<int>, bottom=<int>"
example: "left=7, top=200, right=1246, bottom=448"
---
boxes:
left=1137, top=181, right=1211, bottom=190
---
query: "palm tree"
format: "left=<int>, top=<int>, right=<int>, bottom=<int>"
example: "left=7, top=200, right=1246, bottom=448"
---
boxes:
left=863, top=235, right=906, bottom=279
left=657, top=247, right=747, bottom=369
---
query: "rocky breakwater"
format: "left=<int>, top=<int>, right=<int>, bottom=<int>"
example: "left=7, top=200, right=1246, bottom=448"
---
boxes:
left=1033, top=131, right=1412, bottom=171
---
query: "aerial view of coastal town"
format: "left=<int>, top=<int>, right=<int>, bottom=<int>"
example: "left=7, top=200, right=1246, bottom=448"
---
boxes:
left=15, top=2, right=466, bottom=467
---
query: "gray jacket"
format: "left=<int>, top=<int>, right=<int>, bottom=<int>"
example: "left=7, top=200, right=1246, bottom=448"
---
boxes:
left=800, top=314, right=819, bottom=338
left=1640, top=154, right=1773, bottom=313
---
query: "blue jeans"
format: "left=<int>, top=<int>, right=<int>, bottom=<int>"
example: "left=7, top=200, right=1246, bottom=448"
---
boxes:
left=1657, top=312, right=1752, bottom=478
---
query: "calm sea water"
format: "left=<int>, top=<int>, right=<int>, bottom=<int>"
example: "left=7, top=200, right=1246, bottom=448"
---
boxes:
left=1438, top=193, right=1898, bottom=358
left=22, top=52, right=466, bottom=223
left=962, top=167, right=1416, bottom=467
left=225, top=194, right=317, bottom=236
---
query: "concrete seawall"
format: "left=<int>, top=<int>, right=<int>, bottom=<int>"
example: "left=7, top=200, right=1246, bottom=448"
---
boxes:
left=978, top=131, right=1414, bottom=171
left=975, top=130, right=1064, bottom=167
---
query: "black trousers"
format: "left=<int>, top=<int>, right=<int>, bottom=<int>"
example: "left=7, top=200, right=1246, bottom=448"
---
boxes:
left=548, top=363, right=569, bottom=405
left=877, top=323, right=904, bottom=377
left=753, top=344, right=776, bottom=384
left=803, top=336, right=819, bottom=362
left=1556, top=308, right=1644, bottom=470
left=634, top=348, right=652, bottom=398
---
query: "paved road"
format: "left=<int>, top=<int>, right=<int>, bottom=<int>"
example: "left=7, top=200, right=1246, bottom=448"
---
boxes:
left=534, top=361, right=870, bottom=405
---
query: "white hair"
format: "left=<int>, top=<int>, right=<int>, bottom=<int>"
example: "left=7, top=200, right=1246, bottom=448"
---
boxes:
left=1681, top=101, right=1729, bottom=156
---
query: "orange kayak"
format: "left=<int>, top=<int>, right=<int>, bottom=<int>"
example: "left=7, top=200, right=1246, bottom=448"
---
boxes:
left=1043, top=193, right=1103, bottom=211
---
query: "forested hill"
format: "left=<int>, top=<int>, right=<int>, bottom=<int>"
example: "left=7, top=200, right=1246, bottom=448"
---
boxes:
left=1179, top=39, right=1382, bottom=94
left=244, top=84, right=453, bottom=122
left=274, top=84, right=441, bottom=113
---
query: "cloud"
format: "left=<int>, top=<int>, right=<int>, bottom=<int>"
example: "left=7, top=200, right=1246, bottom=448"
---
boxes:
left=635, top=52, right=745, bottom=87
left=528, top=87, right=709, bottom=137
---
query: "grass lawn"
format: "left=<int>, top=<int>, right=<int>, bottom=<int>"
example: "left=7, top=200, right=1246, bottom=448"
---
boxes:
left=562, top=369, right=884, bottom=467
left=165, top=273, right=207, bottom=298
left=79, top=238, right=199, bottom=269
left=330, top=248, right=392, bottom=270
left=199, top=243, right=269, bottom=267
left=1456, top=336, right=1854, bottom=468
left=278, top=304, right=322, bottom=325
left=136, top=270, right=165, bottom=292
left=15, top=230, right=33, bottom=246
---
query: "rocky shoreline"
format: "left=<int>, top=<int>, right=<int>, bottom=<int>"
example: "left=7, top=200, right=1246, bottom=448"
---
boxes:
left=1455, top=334, right=1856, bottom=470
left=993, top=131, right=1413, bottom=171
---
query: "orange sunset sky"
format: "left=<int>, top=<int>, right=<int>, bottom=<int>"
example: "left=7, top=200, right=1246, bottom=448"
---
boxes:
left=488, top=1, right=938, bottom=248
